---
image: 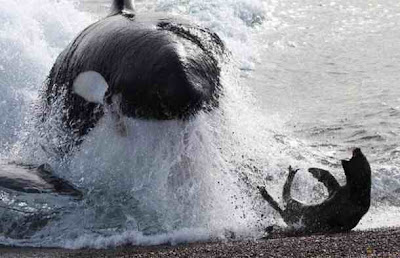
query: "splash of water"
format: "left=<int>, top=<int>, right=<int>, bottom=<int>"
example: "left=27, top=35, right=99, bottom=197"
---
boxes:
left=0, top=0, right=399, bottom=249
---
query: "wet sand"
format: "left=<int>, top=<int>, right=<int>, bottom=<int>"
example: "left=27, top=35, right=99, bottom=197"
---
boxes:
left=1, top=228, right=399, bottom=257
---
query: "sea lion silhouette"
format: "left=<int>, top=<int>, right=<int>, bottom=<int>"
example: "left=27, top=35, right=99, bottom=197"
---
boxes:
left=258, top=148, right=371, bottom=233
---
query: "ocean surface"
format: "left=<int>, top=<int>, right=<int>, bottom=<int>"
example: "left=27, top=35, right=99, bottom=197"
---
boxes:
left=0, top=0, right=399, bottom=248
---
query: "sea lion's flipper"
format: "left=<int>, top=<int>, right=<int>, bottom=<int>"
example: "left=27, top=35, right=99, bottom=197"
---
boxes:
left=282, top=166, right=298, bottom=204
left=258, top=186, right=284, bottom=217
left=308, top=168, right=340, bottom=197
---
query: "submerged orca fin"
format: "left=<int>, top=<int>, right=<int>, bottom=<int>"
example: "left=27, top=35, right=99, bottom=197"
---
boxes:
left=37, top=164, right=83, bottom=199
left=110, top=0, right=135, bottom=17
left=0, top=163, right=82, bottom=199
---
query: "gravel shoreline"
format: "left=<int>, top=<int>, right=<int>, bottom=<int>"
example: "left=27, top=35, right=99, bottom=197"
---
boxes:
left=1, top=228, right=399, bottom=257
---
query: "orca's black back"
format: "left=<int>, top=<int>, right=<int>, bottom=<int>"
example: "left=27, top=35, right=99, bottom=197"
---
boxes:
left=39, top=14, right=225, bottom=152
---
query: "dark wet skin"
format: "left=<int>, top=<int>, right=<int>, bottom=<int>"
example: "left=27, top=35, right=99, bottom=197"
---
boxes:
left=40, top=0, right=226, bottom=153
left=259, top=148, right=371, bottom=233
left=0, top=163, right=82, bottom=199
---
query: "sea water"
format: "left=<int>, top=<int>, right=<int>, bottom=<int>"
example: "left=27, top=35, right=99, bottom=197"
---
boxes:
left=0, top=0, right=399, bottom=248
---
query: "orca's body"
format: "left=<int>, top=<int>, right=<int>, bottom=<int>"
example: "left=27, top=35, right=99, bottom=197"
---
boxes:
left=40, top=0, right=225, bottom=150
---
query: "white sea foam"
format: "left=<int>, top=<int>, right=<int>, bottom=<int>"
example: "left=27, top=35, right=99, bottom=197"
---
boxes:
left=63, top=228, right=213, bottom=249
left=0, top=0, right=92, bottom=150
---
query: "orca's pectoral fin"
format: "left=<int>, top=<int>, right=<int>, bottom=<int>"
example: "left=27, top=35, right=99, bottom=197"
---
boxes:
left=37, top=164, right=83, bottom=199
left=0, top=163, right=82, bottom=199
left=308, top=168, right=340, bottom=197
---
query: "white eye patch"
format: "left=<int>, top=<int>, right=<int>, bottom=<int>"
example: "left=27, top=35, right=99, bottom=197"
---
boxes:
left=72, top=71, right=109, bottom=104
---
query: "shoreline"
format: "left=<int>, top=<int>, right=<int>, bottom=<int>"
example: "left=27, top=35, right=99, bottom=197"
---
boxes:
left=1, top=227, right=399, bottom=257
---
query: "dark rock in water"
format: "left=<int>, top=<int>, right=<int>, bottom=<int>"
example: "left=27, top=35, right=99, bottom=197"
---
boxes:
left=258, top=148, right=371, bottom=233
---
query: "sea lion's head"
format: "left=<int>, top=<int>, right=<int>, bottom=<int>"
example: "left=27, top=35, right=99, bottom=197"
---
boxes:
left=341, top=148, right=371, bottom=186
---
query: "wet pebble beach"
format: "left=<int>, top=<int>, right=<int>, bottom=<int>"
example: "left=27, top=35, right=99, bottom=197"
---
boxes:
left=1, top=228, right=399, bottom=257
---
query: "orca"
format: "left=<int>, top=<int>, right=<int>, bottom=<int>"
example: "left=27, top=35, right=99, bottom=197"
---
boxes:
left=39, top=0, right=226, bottom=151
left=258, top=148, right=371, bottom=233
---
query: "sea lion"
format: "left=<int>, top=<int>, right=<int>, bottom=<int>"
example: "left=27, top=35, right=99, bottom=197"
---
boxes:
left=258, top=148, right=371, bottom=233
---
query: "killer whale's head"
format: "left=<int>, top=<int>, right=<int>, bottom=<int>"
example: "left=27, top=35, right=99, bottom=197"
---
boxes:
left=70, top=0, right=225, bottom=121
left=42, top=0, right=226, bottom=155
